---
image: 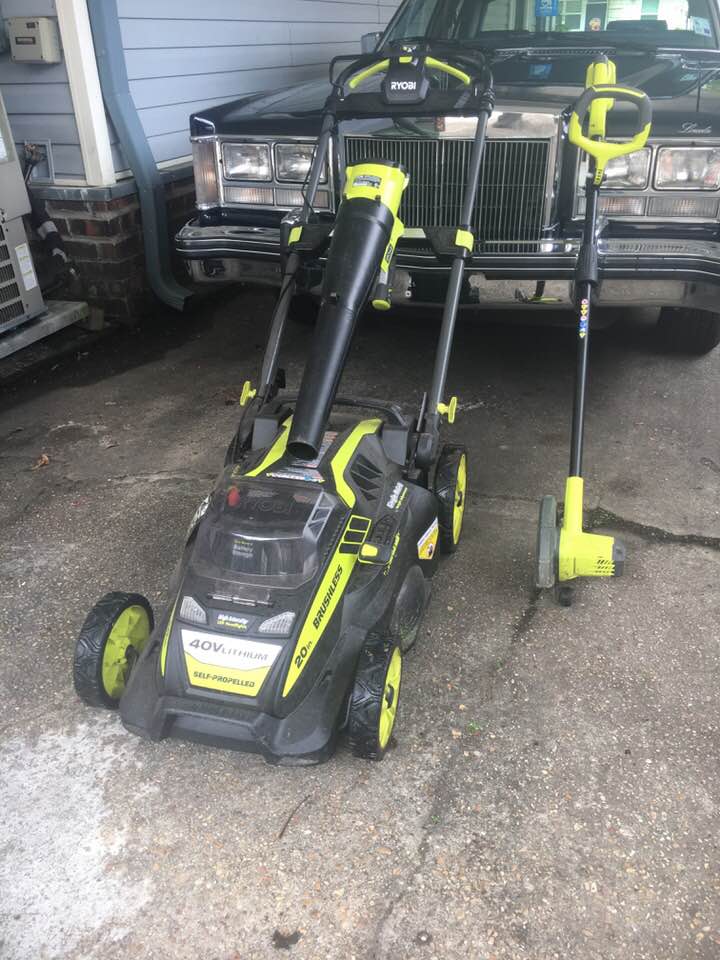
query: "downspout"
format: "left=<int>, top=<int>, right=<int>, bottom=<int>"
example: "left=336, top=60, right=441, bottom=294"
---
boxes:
left=86, top=0, right=191, bottom=311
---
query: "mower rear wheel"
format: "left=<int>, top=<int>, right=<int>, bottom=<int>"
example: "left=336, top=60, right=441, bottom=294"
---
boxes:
left=347, top=638, right=402, bottom=761
left=435, top=445, right=468, bottom=554
left=74, top=592, right=154, bottom=709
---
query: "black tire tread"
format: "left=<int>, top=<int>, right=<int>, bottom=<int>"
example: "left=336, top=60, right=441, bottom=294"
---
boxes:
left=658, top=308, right=720, bottom=356
left=347, top=637, right=400, bottom=761
left=73, top=591, right=154, bottom=710
left=434, top=444, right=467, bottom=554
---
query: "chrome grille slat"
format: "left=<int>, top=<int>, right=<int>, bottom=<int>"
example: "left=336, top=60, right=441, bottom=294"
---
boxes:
left=344, top=136, right=550, bottom=253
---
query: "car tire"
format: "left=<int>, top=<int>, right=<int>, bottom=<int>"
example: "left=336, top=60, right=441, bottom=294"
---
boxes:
left=289, top=293, right=319, bottom=326
left=657, top=307, right=720, bottom=355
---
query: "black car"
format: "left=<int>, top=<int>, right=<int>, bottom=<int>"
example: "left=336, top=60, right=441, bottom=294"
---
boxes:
left=176, top=0, right=720, bottom=354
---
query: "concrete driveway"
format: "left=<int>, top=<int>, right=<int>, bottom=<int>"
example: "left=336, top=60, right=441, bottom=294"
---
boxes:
left=1, top=291, right=718, bottom=960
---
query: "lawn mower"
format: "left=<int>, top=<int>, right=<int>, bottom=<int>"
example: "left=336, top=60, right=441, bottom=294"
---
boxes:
left=536, top=60, right=652, bottom=606
left=73, top=45, right=495, bottom=764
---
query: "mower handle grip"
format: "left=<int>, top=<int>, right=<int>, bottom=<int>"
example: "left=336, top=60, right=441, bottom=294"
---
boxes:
left=346, top=54, right=471, bottom=90
left=568, top=84, right=652, bottom=185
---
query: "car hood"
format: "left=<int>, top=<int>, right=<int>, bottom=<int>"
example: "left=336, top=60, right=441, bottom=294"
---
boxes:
left=191, top=49, right=720, bottom=140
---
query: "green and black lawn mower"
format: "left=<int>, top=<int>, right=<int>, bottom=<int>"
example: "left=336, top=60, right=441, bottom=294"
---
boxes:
left=73, top=45, right=494, bottom=764
left=536, top=59, right=653, bottom=607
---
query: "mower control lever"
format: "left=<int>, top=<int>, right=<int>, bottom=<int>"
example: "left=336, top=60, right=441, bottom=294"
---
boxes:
left=568, top=84, right=652, bottom=185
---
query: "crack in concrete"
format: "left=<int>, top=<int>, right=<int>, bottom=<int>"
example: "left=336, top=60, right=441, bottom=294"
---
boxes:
left=587, top=506, right=720, bottom=552
left=512, top=587, right=542, bottom=642
left=370, top=749, right=461, bottom=958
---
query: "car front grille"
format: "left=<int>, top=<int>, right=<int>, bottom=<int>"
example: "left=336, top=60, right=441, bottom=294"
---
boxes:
left=344, top=136, right=550, bottom=253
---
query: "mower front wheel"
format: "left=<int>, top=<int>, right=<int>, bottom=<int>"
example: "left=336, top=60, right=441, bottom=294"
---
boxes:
left=347, top=638, right=402, bottom=761
left=435, top=445, right=468, bottom=554
left=74, top=592, right=154, bottom=709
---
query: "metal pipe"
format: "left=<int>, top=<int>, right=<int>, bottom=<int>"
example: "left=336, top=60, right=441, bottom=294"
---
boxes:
left=86, top=0, right=191, bottom=312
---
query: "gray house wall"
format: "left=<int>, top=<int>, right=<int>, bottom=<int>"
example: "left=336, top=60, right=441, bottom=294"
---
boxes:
left=0, top=0, right=88, bottom=181
left=117, top=0, right=400, bottom=170
left=0, top=0, right=401, bottom=185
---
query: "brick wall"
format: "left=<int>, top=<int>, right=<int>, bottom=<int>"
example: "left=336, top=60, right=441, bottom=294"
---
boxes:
left=37, top=173, right=196, bottom=321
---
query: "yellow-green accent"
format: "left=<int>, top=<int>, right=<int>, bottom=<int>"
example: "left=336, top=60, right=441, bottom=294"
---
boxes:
left=372, top=297, right=392, bottom=311
left=344, top=162, right=408, bottom=212
left=330, top=419, right=382, bottom=506
left=361, top=543, right=379, bottom=558
left=347, top=55, right=470, bottom=90
left=348, top=58, right=390, bottom=89
left=101, top=605, right=151, bottom=699
left=184, top=649, right=274, bottom=697
left=379, top=647, right=402, bottom=749
left=585, top=59, right=616, bottom=139
left=244, top=415, right=293, bottom=477
left=424, top=56, right=471, bottom=86
left=570, top=115, right=651, bottom=185
left=381, top=216, right=405, bottom=274
left=240, top=380, right=257, bottom=406
left=288, top=226, right=303, bottom=245
left=159, top=598, right=178, bottom=676
left=558, top=476, right=616, bottom=581
left=437, top=396, right=458, bottom=424
left=455, top=229, right=474, bottom=252
left=283, top=514, right=370, bottom=696
left=452, top=452, right=467, bottom=545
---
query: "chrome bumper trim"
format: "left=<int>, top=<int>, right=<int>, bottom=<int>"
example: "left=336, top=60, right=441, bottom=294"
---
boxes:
left=176, top=222, right=720, bottom=311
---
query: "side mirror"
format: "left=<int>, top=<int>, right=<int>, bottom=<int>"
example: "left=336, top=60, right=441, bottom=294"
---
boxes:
left=361, top=31, right=382, bottom=54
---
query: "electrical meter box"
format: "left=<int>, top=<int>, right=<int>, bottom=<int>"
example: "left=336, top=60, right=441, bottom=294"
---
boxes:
left=8, top=17, right=61, bottom=64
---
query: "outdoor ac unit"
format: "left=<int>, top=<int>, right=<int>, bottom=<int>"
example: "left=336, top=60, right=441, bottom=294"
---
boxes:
left=0, top=90, right=90, bottom=360
left=0, top=92, right=45, bottom=337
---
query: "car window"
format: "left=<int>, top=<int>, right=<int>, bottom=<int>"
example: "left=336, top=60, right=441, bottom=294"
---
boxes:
left=384, top=0, right=718, bottom=46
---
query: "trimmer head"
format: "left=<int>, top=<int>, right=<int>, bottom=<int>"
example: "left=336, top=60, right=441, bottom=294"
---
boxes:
left=535, top=478, right=625, bottom=599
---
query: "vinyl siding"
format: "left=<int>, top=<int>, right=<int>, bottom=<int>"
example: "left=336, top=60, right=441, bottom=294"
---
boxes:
left=0, top=0, right=86, bottom=180
left=0, top=0, right=402, bottom=183
left=117, top=0, right=402, bottom=168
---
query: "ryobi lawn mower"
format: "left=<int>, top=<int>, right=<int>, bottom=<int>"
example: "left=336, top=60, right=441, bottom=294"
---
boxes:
left=536, top=59, right=652, bottom=606
left=73, top=45, right=494, bottom=764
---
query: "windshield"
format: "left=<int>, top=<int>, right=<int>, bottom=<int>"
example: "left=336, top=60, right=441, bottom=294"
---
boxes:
left=384, top=0, right=717, bottom=47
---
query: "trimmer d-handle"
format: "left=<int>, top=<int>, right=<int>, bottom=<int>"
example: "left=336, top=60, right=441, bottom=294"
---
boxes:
left=568, top=84, right=652, bottom=184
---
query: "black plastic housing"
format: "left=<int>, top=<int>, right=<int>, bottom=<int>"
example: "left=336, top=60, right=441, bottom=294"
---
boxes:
left=289, top=196, right=395, bottom=459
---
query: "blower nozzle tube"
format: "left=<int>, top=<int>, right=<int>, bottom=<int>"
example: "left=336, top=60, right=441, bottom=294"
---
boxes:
left=288, top=163, right=407, bottom=460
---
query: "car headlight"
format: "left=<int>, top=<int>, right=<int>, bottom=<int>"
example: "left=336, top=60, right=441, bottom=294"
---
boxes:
left=222, top=142, right=272, bottom=181
left=603, top=147, right=651, bottom=189
left=275, top=142, right=327, bottom=183
left=655, top=147, right=720, bottom=190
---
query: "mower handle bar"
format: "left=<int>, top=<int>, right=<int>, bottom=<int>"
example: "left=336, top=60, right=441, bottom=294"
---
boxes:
left=568, top=84, right=652, bottom=185
left=347, top=55, right=471, bottom=90
left=329, top=46, right=491, bottom=97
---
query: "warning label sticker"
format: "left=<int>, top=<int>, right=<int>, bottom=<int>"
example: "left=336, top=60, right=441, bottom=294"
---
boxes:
left=15, top=242, right=38, bottom=292
left=417, top=518, right=439, bottom=560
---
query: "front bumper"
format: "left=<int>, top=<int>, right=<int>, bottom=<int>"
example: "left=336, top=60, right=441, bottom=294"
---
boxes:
left=176, top=220, right=720, bottom=312
left=120, top=641, right=343, bottom=766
